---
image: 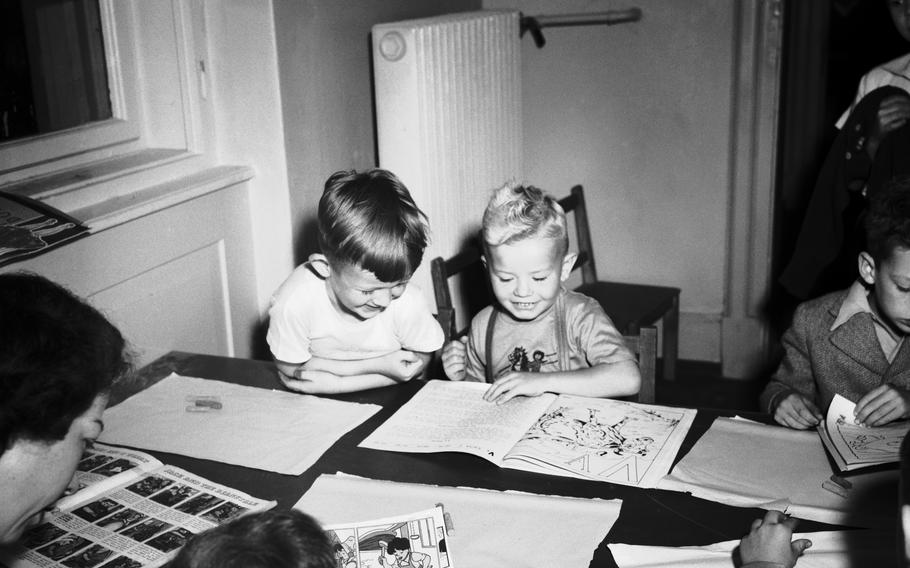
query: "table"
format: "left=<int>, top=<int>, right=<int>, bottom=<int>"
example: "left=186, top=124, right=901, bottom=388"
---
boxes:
left=115, top=352, right=856, bottom=567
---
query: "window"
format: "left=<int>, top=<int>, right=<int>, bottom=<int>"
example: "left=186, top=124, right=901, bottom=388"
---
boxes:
left=1, top=0, right=113, bottom=143
left=0, top=0, right=212, bottom=219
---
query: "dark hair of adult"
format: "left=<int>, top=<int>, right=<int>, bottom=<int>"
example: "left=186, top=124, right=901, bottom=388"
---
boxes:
left=865, top=175, right=910, bottom=263
left=0, top=272, right=131, bottom=456
left=317, top=168, right=429, bottom=283
left=165, top=510, right=334, bottom=568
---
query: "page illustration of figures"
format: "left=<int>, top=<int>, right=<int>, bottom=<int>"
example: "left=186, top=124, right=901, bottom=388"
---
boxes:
left=824, top=393, right=910, bottom=468
left=324, top=506, right=451, bottom=568
left=508, top=397, right=696, bottom=487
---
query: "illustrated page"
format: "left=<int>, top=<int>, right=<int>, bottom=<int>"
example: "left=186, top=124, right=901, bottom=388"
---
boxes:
left=55, top=444, right=165, bottom=512
left=1, top=466, right=275, bottom=568
left=325, top=506, right=451, bottom=568
left=824, top=393, right=910, bottom=469
left=504, top=395, right=696, bottom=487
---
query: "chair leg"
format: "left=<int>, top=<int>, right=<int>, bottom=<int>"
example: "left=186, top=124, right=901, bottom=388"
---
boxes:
left=662, top=295, right=679, bottom=381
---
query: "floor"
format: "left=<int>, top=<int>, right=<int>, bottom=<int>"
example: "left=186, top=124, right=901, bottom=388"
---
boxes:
left=655, top=359, right=766, bottom=413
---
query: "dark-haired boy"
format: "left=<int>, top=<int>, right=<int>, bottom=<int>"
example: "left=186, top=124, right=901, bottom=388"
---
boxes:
left=761, top=176, right=910, bottom=428
left=267, top=169, right=443, bottom=394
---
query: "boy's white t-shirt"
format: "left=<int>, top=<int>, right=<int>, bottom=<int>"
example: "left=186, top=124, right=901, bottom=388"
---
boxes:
left=267, top=263, right=444, bottom=364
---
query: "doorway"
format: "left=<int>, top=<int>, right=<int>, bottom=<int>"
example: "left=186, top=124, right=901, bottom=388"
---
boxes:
left=770, top=0, right=908, bottom=332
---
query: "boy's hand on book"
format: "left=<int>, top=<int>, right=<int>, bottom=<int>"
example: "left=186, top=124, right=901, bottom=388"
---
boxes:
left=483, top=373, right=547, bottom=404
left=442, top=337, right=468, bottom=381
left=738, top=510, right=811, bottom=568
left=854, top=384, right=910, bottom=427
left=773, top=393, right=821, bottom=429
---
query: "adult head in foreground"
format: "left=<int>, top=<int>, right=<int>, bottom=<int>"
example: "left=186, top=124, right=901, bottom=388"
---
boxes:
left=0, top=272, right=131, bottom=546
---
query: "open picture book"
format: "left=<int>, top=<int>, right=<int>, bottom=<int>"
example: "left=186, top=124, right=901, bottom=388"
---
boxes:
left=818, top=393, right=910, bottom=472
left=0, top=443, right=275, bottom=568
left=359, top=380, right=696, bottom=488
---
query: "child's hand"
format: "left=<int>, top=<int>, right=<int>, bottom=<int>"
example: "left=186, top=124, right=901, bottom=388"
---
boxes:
left=278, top=369, right=335, bottom=393
left=483, top=372, right=548, bottom=404
left=773, top=393, right=822, bottom=429
left=854, top=384, right=910, bottom=427
left=382, top=350, right=426, bottom=382
left=738, top=510, right=811, bottom=568
left=442, top=337, right=468, bottom=381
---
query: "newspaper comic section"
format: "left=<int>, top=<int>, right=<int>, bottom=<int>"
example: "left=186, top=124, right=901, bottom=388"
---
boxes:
left=0, top=444, right=275, bottom=568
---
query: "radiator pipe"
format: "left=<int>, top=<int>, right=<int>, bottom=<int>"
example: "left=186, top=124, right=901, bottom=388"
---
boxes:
left=520, top=8, right=643, bottom=48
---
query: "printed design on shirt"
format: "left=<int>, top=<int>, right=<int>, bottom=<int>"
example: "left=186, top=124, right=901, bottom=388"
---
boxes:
left=496, top=346, right=557, bottom=377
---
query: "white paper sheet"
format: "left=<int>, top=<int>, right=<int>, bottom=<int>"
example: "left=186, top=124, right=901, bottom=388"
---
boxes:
left=99, top=373, right=381, bottom=474
left=657, top=417, right=898, bottom=527
left=296, top=473, right=622, bottom=568
left=609, top=529, right=894, bottom=568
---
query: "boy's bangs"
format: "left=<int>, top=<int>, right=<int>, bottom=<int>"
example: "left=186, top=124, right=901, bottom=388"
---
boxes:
left=358, top=238, right=418, bottom=283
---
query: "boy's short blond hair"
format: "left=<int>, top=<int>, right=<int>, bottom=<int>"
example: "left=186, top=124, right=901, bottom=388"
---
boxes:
left=481, top=181, right=568, bottom=255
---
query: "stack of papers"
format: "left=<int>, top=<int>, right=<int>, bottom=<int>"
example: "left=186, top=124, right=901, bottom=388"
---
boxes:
left=657, top=416, right=898, bottom=527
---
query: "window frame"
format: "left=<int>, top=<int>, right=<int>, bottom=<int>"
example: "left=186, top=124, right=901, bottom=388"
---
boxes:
left=0, top=0, right=212, bottom=219
left=0, top=1, right=141, bottom=179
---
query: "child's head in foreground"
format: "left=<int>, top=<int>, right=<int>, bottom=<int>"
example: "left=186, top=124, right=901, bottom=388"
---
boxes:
left=317, top=168, right=429, bottom=321
left=860, top=176, right=910, bottom=337
left=481, top=181, right=577, bottom=322
left=165, top=510, right=334, bottom=568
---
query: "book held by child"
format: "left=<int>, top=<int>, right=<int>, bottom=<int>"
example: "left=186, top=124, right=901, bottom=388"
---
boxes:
left=359, top=380, right=696, bottom=488
left=818, top=393, right=910, bottom=472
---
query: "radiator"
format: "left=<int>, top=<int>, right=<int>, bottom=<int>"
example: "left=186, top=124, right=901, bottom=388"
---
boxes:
left=372, top=11, right=523, bottom=327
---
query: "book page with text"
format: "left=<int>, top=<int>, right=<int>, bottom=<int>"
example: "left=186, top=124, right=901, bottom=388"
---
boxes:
left=358, top=381, right=556, bottom=464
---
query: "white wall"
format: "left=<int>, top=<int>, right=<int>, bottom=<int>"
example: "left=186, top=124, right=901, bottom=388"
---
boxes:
left=206, top=0, right=295, bottom=322
left=272, top=0, right=481, bottom=263
left=483, top=0, right=737, bottom=361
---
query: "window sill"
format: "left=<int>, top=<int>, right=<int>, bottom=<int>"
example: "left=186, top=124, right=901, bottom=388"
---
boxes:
left=0, top=149, right=254, bottom=231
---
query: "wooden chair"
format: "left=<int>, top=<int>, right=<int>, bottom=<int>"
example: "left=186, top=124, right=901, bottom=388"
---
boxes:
left=622, top=327, right=657, bottom=404
left=557, top=185, right=680, bottom=381
left=431, top=184, right=681, bottom=381
left=431, top=245, right=485, bottom=342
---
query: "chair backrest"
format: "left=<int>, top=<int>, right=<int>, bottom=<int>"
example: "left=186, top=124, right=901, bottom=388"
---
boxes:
left=623, top=326, right=657, bottom=404
left=430, top=245, right=486, bottom=342
left=556, top=184, right=598, bottom=285
left=431, top=183, right=597, bottom=342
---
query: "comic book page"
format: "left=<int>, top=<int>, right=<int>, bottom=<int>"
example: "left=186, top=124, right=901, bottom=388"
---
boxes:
left=358, top=381, right=556, bottom=464
left=0, top=466, right=276, bottom=568
left=819, top=393, right=910, bottom=472
left=502, top=395, right=697, bottom=488
left=55, top=444, right=165, bottom=512
left=0, top=191, right=89, bottom=268
left=324, top=505, right=452, bottom=568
